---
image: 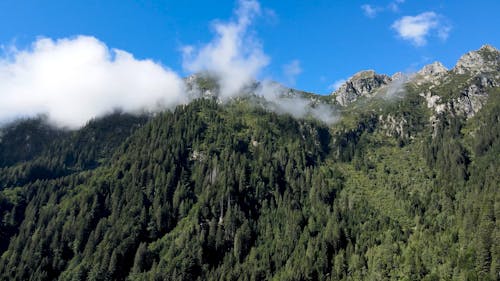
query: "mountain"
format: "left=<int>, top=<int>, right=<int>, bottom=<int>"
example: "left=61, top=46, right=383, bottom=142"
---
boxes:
left=332, top=70, right=392, bottom=106
left=0, top=45, right=499, bottom=281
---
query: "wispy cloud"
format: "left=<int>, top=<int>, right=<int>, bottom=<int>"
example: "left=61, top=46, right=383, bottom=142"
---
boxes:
left=182, top=0, right=338, bottom=123
left=392, top=12, right=451, bottom=46
left=328, top=79, right=346, bottom=92
left=182, top=0, right=269, bottom=99
left=437, top=25, right=452, bottom=41
left=361, top=4, right=380, bottom=18
left=361, top=0, right=405, bottom=18
left=282, top=59, right=302, bottom=86
left=256, top=81, right=339, bottom=124
left=388, top=0, right=405, bottom=12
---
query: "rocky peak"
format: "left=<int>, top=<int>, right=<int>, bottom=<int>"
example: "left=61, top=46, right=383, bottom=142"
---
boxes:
left=419, top=45, right=500, bottom=120
left=479, top=44, right=498, bottom=52
left=391, top=72, right=405, bottom=81
left=418, top=62, right=448, bottom=76
left=453, top=44, right=500, bottom=74
left=332, top=70, right=391, bottom=106
left=413, top=62, right=448, bottom=86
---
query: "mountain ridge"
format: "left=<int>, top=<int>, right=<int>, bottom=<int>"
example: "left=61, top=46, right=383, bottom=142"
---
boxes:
left=331, top=44, right=500, bottom=108
left=0, top=45, right=499, bottom=281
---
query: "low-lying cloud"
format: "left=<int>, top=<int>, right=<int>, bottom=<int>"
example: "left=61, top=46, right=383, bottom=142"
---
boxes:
left=0, top=36, right=186, bottom=128
left=0, top=0, right=338, bottom=128
left=255, top=81, right=338, bottom=124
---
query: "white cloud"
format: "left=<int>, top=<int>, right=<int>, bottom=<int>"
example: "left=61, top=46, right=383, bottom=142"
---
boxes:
left=282, top=60, right=302, bottom=86
left=361, top=4, right=380, bottom=18
left=0, top=0, right=340, bottom=128
left=328, top=79, right=346, bottom=91
left=182, top=0, right=269, bottom=99
left=392, top=12, right=451, bottom=46
left=0, top=36, right=186, bottom=128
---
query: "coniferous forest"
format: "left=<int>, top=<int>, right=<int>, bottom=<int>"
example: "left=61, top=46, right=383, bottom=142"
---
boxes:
left=0, top=47, right=499, bottom=281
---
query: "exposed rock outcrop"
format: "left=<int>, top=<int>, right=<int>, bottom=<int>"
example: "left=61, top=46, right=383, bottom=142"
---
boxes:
left=418, top=61, right=448, bottom=77
left=447, top=46, right=499, bottom=118
left=412, top=62, right=449, bottom=87
left=332, top=70, right=391, bottom=106
left=417, top=45, right=500, bottom=121
left=453, top=44, right=500, bottom=74
left=419, top=91, right=445, bottom=114
left=451, top=76, right=496, bottom=118
left=378, top=114, right=408, bottom=138
left=421, top=76, right=495, bottom=119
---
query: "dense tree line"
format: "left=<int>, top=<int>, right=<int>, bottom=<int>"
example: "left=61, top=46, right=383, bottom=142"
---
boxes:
left=0, top=85, right=499, bottom=280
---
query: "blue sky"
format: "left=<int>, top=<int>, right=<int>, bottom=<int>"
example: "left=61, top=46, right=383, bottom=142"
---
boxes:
left=1, top=0, right=499, bottom=94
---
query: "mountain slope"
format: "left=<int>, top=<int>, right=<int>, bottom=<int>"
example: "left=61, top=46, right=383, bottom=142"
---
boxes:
left=0, top=46, right=499, bottom=281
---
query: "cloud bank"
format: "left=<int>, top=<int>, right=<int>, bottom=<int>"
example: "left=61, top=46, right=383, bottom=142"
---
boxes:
left=392, top=12, right=451, bottom=46
left=0, top=36, right=186, bottom=128
left=0, top=0, right=338, bottom=128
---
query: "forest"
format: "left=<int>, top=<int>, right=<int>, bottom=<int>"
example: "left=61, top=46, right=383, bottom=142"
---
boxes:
left=0, top=59, right=499, bottom=280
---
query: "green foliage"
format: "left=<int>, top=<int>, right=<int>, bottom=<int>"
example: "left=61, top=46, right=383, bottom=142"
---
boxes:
left=0, top=112, right=148, bottom=189
left=0, top=83, right=498, bottom=281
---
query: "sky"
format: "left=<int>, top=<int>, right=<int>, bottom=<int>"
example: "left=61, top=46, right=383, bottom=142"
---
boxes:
left=1, top=0, right=499, bottom=93
left=0, top=0, right=499, bottom=127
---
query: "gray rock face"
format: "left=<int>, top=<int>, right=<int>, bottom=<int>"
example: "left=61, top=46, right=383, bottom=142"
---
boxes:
left=418, top=62, right=448, bottom=77
left=332, top=70, right=391, bottom=106
left=418, top=46, right=500, bottom=120
left=451, top=76, right=498, bottom=118
left=413, top=62, right=448, bottom=86
left=378, top=114, right=408, bottom=138
left=447, top=45, right=500, bottom=118
left=421, top=76, right=495, bottom=120
left=453, top=44, right=500, bottom=74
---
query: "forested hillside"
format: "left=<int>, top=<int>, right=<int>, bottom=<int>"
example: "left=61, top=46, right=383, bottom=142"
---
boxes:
left=0, top=46, right=499, bottom=281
